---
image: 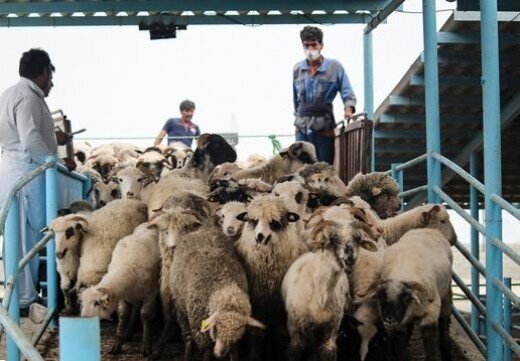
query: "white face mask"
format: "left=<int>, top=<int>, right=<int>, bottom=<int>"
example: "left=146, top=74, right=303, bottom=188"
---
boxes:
left=304, top=49, right=321, bottom=61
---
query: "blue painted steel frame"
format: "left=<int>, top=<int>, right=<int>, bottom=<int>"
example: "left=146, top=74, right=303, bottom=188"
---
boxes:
left=45, top=155, right=59, bottom=328
left=469, top=152, right=481, bottom=335
left=363, top=31, right=375, bottom=171
left=5, top=196, right=20, bottom=361
left=422, top=0, right=441, bottom=204
left=480, top=1, right=504, bottom=359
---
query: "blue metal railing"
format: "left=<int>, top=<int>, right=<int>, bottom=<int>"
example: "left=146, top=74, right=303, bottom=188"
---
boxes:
left=0, top=155, right=89, bottom=360
left=388, top=151, right=520, bottom=359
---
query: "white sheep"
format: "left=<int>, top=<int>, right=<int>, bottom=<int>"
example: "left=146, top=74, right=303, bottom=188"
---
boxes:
left=282, top=220, right=378, bottom=360
left=381, top=204, right=457, bottom=246
left=85, top=151, right=119, bottom=181
left=75, top=199, right=148, bottom=294
left=363, top=228, right=453, bottom=361
left=80, top=223, right=160, bottom=356
left=136, top=147, right=170, bottom=178
left=215, top=201, right=248, bottom=240
left=113, top=165, right=149, bottom=200
left=234, top=196, right=307, bottom=360
left=298, top=162, right=348, bottom=196
left=91, top=180, right=121, bottom=209
left=207, top=162, right=243, bottom=182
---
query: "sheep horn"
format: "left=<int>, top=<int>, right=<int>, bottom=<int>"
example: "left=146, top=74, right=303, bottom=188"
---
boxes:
left=67, top=215, right=89, bottom=225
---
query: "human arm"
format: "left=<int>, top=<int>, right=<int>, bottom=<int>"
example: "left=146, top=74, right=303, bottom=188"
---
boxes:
left=15, top=97, right=53, bottom=163
left=153, top=129, right=167, bottom=146
left=337, top=64, right=357, bottom=119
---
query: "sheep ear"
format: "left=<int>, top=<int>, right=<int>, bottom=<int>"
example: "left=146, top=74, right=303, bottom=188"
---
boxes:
left=404, top=281, right=428, bottom=304
left=147, top=211, right=168, bottom=229
left=201, top=312, right=218, bottom=333
left=98, top=287, right=111, bottom=307
left=371, top=187, right=382, bottom=196
left=236, top=212, right=248, bottom=222
left=421, top=205, right=440, bottom=225
left=359, top=240, right=378, bottom=252
left=286, top=212, right=300, bottom=223
left=356, top=280, right=383, bottom=302
left=295, top=191, right=303, bottom=204
left=246, top=317, right=266, bottom=330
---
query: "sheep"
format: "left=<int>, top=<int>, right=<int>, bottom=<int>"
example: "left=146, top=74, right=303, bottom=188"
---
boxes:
left=215, top=201, right=248, bottom=240
left=75, top=199, right=148, bottom=294
left=111, top=142, right=141, bottom=162
left=73, top=140, right=92, bottom=165
left=57, top=200, right=95, bottom=216
left=91, top=179, right=121, bottom=209
left=80, top=223, right=160, bottom=356
left=163, top=144, right=194, bottom=169
left=49, top=214, right=90, bottom=314
left=136, top=147, right=171, bottom=178
left=346, top=172, right=401, bottom=219
left=147, top=192, right=214, bottom=359
left=362, top=228, right=453, bottom=361
left=180, top=133, right=237, bottom=182
left=381, top=204, right=457, bottom=246
left=243, top=153, right=267, bottom=168
left=234, top=195, right=307, bottom=360
left=297, top=162, right=348, bottom=196
left=168, top=223, right=265, bottom=360
left=112, top=165, right=151, bottom=200
left=86, top=151, right=119, bottom=181
left=282, top=220, right=378, bottom=361
left=207, top=178, right=271, bottom=205
left=272, top=180, right=308, bottom=217
left=208, top=162, right=243, bottom=182
left=232, top=141, right=318, bottom=184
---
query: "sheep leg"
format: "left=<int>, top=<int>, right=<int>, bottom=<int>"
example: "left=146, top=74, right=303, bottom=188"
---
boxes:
left=151, top=300, right=176, bottom=360
left=438, top=294, right=453, bottom=361
left=247, top=327, right=265, bottom=361
left=109, top=301, right=131, bottom=354
left=123, top=304, right=140, bottom=342
left=229, top=344, right=239, bottom=361
left=421, top=324, right=439, bottom=361
left=358, top=323, right=378, bottom=361
left=287, top=332, right=304, bottom=361
left=319, top=336, right=337, bottom=361
left=62, top=289, right=76, bottom=315
left=202, top=350, right=213, bottom=361
left=140, top=299, right=155, bottom=357
left=183, top=336, right=193, bottom=361
left=391, top=330, right=410, bottom=361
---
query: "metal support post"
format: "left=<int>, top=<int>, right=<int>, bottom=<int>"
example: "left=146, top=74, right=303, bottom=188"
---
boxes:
left=469, top=152, right=481, bottom=335
left=422, top=0, right=441, bottom=203
left=82, top=173, right=91, bottom=202
left=391, top=163, right=404, bottom=211
left=60, top=317, right=100, bottom=361
left=480, top=1, right=503, bottom=359
left=5, top=195, right=20, bottom=361
left=504, top=277, right=512, bottom=361
left=363, top=31, right=375, bottom=171
left=45, top=155, right=59, bottom=328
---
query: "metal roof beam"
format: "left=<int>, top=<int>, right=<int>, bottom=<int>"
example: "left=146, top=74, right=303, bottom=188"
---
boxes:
left=363, top=0, right=404, bottom=33
left=408, top=91, right=520, bottom=207
left=437, top=31, right=520, bottom=45
left=379, top=113, right=481, bottom=124
left=0, top=0, right=389, bottom=15
left=389, top=95, right=482, bottom=107
left=0, top=13, right=367, bottom=27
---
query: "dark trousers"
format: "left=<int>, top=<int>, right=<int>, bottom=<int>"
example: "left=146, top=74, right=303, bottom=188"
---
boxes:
left=295, top=128, right=335, bottom=165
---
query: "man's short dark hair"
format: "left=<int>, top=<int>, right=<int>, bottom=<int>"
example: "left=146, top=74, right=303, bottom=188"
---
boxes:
left=300, top=26, right=323, bottom=44
left=19, top=48, right=55, bottom=79
left=180, top=99, right=195, bottom=111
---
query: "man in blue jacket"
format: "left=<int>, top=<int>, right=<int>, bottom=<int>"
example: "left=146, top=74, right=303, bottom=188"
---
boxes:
left=293, top=26, right=357, bottom=165
left=154, top=99, right=201, bottom=148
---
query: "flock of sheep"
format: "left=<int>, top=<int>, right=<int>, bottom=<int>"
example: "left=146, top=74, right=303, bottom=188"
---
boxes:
left=49, top=134, right=458, bottom=361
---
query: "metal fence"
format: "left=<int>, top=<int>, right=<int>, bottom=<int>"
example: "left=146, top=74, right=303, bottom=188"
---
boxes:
left=389, top=151, right=519, bottom=360
left=0, top=155, right=90, bottom=360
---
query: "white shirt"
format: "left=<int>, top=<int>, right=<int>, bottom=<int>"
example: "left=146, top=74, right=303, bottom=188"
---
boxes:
left=0, top=77, right=57, bottom=164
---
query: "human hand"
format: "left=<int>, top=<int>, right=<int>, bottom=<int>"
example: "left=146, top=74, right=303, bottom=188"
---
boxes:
left=344, top=107, right=353, bottom=121
left=55, top=129, right=71, bottom=145
left=62, top=157, right=77, bottom=172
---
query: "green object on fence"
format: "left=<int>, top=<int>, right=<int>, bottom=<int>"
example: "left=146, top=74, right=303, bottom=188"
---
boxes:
left=269, top=134, right=282, bottom=154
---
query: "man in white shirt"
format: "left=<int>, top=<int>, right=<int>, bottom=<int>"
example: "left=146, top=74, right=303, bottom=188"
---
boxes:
left=0, top=49, right=73, bottom=313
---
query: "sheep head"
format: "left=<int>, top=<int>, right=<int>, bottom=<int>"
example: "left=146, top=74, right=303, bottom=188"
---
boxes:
left=113, top=166, right=149, bottom=200
left=420, top=204, right=457, bottom=245
left=272, top=181, right=307, bottom=214
left=50, top=215, right=89, bottom=263
left=192, top=133, right=237, bottom=168
left=279, top=141, right=317, bottom=171
left=92, top=180, right=120, bottom=209
left=147, top=209, right=206, bottom=251
left=201, top=311, right=265, bottom=359
left=216, top=202, right=247, bottom=238
left=236, top=196, right=299, bottom=246
left=80, top=286, right=116, bottom=319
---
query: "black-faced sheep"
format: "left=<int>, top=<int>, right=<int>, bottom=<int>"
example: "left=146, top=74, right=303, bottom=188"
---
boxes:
left=86, top=151, right=119, bottom=181
left=363, top=228, right=453, bottom=361
left=346, top=172, right=400, bottom=219
left=231, top=141, right=318, bottom=184
left=136, top=147, right=171, bottom=178
left=168, top=222, right=265, bottom=360
left=234, top=196, right=307, bottom=360
left=80, top=224, right=160, bottom=356
left=91, top=179, right=121, bottom=209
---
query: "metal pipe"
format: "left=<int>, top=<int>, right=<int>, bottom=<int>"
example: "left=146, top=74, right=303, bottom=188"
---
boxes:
left=433, top=152, right=486, bottom=194
left=391, top=163, right=404, bottom=211
left=82, top=173, right=92, bottom=202
left=470, top=152, right=481, bottom=334
left=452, top=272, right=487, bottom=316
left=492, top=237, right=520, bottom=266
left=56, top=163, right=88, bottom=182
left=504, top=278, right=512, bottom=361
left=5, top=196, right=20, bottom=360
left=491, top=193, right=520, bottom=222
left=45, top=155, right=59, bottom=328
left=434, top=186, right=486, bottom=236
left=453, top=241, right=486, bottom=277
left=493, top=323, right=520, bottom=358
left=394, top=153, right=427, bottom=172
left=363, top=0, right=405, bottom=33
left=480, top=0, right=504, bottom=358
left=493, top=278, right=520, bottom=309
left=0, top=161, right=54, bottom=235
left=31, top=309, right=57, bottom=347
left=452, top=305, right=487, bottom=356
left=363, top=31, right=375, bottom=171
left=398, top=185, right=428, bottom=199
left=0, top=306, right=44, bottom=361
left=422, top=0, right=441, bottom=203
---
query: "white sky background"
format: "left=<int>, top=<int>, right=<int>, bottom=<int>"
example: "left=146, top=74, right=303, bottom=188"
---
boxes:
left=1, top=0, right=519, bottom=244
